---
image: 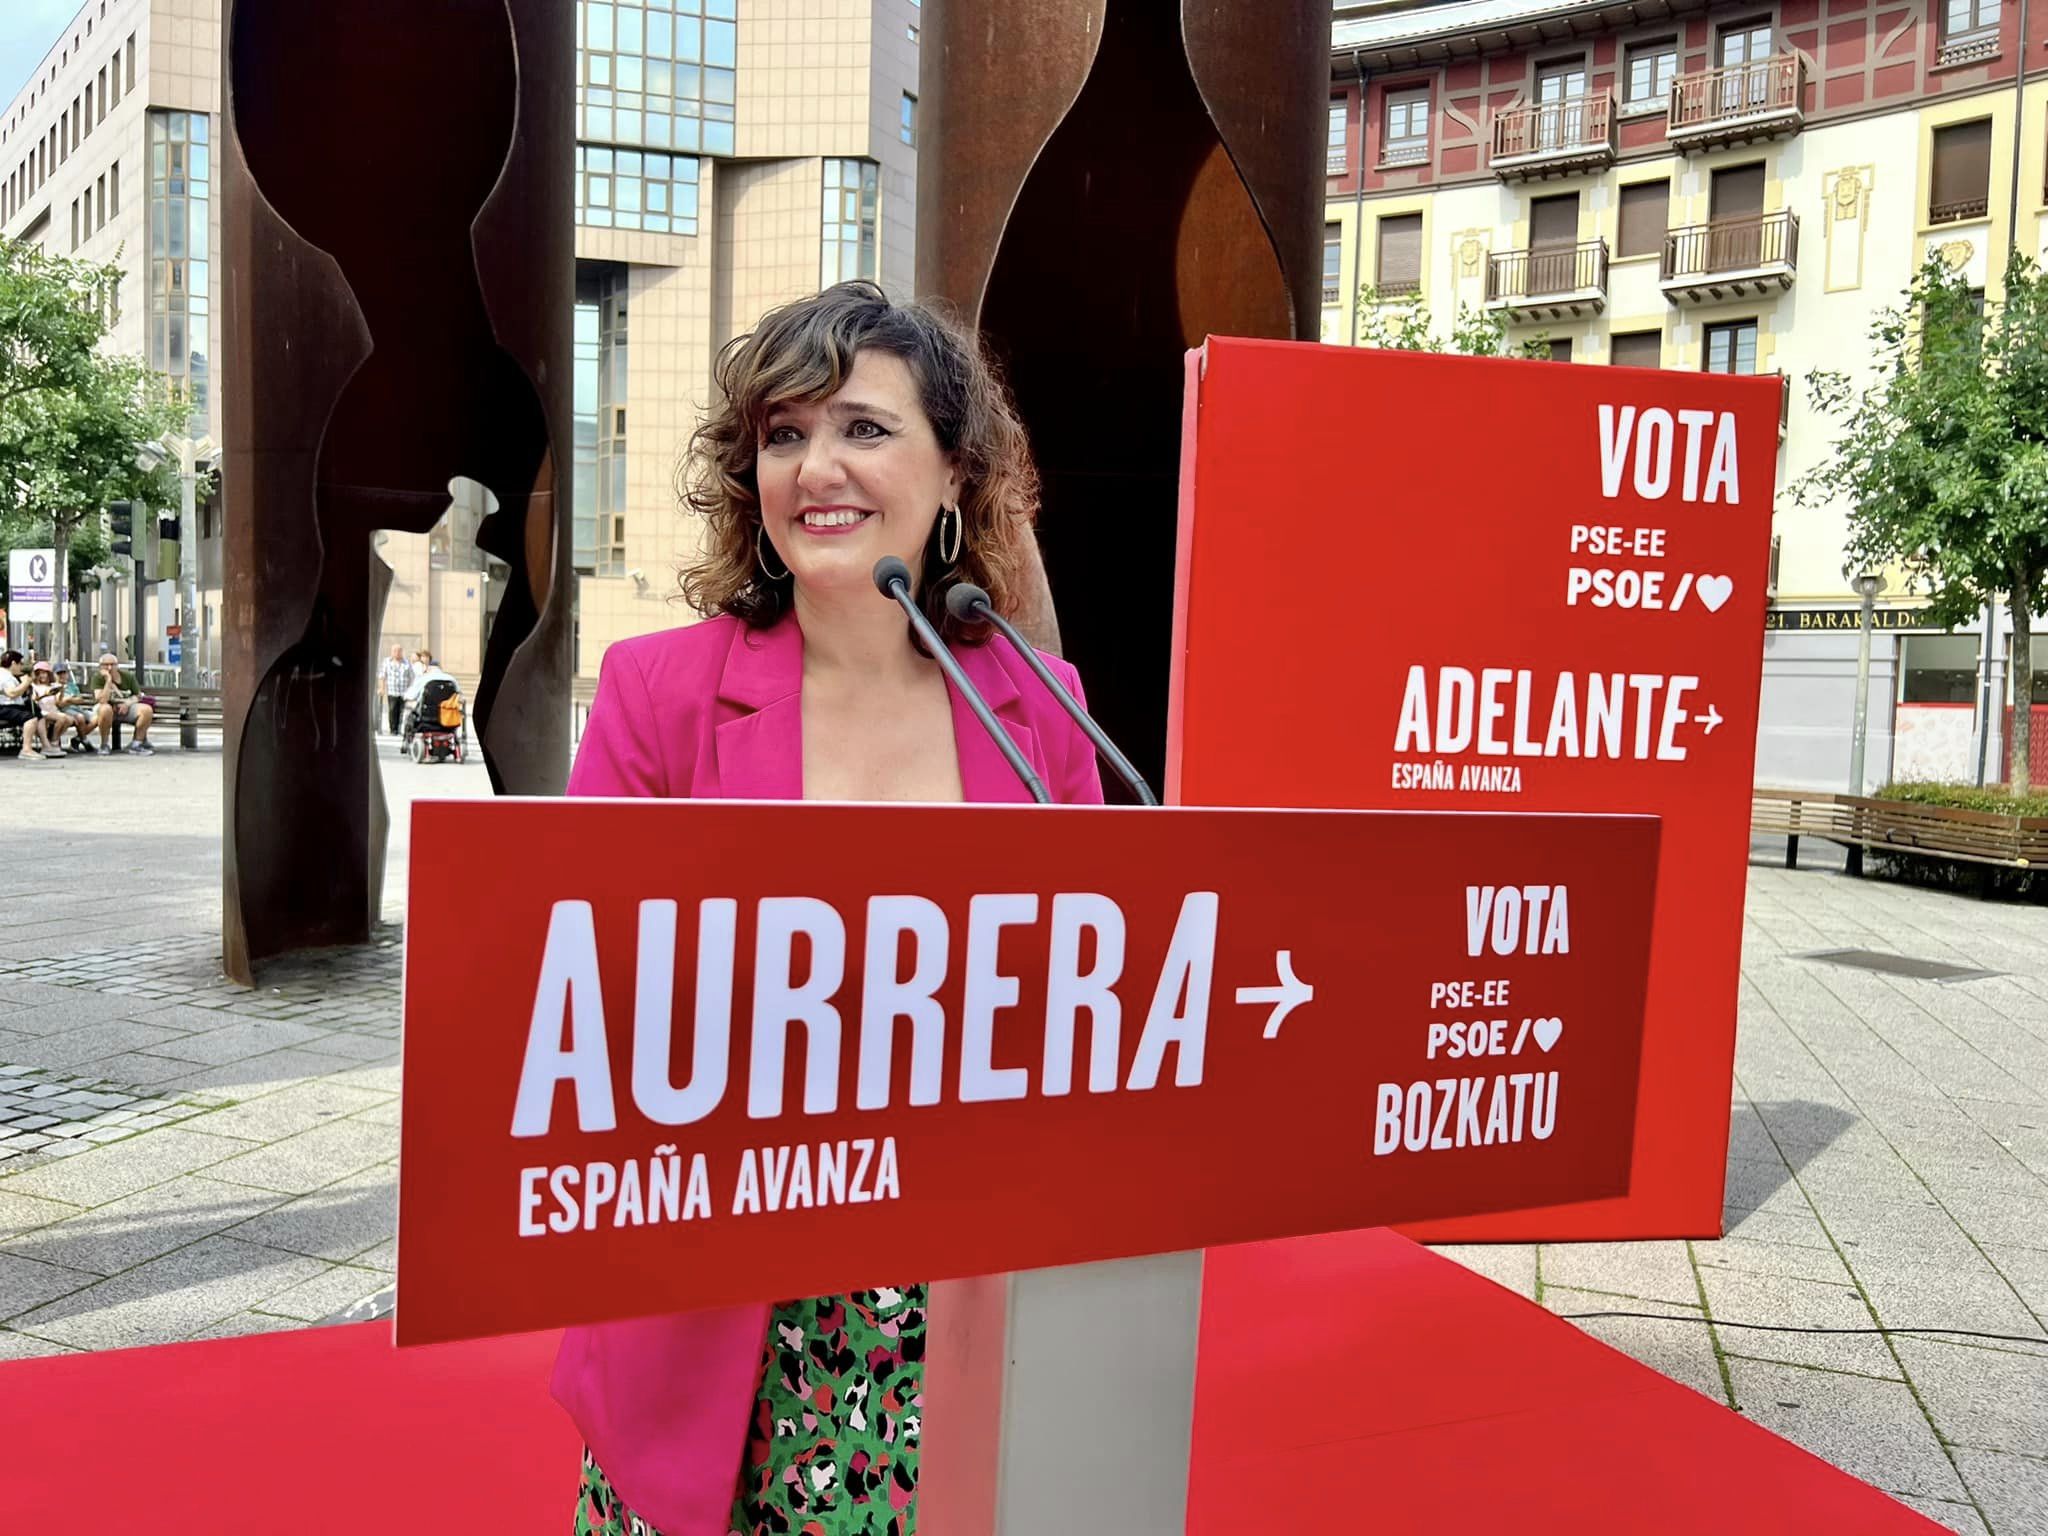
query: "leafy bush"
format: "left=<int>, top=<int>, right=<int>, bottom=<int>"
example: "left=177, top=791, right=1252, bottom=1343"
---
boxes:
left=1875, top=781, right=2048, bottom=818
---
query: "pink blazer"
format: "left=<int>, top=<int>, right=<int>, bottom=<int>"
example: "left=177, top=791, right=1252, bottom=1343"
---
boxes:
left=551, top=609, right=1104, bottom=1533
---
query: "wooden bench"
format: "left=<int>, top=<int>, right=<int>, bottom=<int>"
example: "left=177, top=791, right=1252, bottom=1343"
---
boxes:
left=1754, top=786, right=2048, bottom=874
left=107, top=687, right=224, bottom=750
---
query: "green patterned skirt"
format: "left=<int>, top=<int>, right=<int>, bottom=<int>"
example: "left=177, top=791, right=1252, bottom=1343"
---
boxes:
left=574, top=1286, right=926, bottom=1536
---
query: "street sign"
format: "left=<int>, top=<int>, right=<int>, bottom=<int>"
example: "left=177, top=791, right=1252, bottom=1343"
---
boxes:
left=8, top=549, right=56, bottom=623
left=396, top=798, right=1660, bottom=1345
left=167, top=637, right=182, bottom=666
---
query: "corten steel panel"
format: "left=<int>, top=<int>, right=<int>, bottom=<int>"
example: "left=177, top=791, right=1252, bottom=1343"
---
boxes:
left=221, top=0, right=573, bottom=984
left=919, top=0, right=1325, bottom=788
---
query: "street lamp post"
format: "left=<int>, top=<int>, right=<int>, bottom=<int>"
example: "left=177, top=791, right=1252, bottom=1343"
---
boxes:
left=136, top=432, right=218, bottom=748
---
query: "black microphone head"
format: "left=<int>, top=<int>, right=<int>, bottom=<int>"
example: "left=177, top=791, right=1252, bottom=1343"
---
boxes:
left=871, top=556, right=912, bottom=597
left=945, top=583, right=994, bottom=622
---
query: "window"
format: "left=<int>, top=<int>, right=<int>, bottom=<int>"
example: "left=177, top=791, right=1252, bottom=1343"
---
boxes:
left=908, top=24, right=918, bottom=43
left=1611, top=330, right=1662, bottom=368
left=1718, top=20, right=1772, bottom=66
left=1323, top=222, right=1343, bottom=305
left=576, top=0, right=738, bottom=157
left=1531, top=59, right=1589, bottom=149
left=108, top=50, right=119, bottom=108
left=147, top=111, right=212, bottom=434
left=125, top=35, right=134, bottom=94
left=573, top=145, right=700, bottom=234
left=1617, top=179, right=1669, bottom=258
left=1536, top=58, right=1587, bottom=103
left=1548, top=338, right=1573, bottom=362
left=109, top=159, right=117, bottom=215
left=1375, top=211, right=1422, bottom=295
left=1940, top=0, right=2000, bottom=60
left=900, top=91, right=917, bottom=147
left=96, top=68, right=106, bottom=123
left=70, top=198, right=78, bottom=250
left=821, top=158, right=879, bottom=286
left=95, top=172, right=104, bottom=232
left=1929, top=119, right=1992, bottom=224
left=571, top=264, right=629, bottom=577
left=1327, top=97, right=1348, bottom=175
left=1382, top=89, right=1428, bottom=166
left=1623, top=39, right=1677, bottom=107
left=1704, top=320, right=1758, bottom=374
left=84, top=85, right=93, bottom=137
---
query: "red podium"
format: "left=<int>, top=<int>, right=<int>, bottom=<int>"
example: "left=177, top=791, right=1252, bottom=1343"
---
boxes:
left=398, top=796, right=1658, bottom=1529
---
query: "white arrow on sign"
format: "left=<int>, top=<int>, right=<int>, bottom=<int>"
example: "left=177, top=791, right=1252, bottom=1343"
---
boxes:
left=1237, top=950, right=1314, bottom=1038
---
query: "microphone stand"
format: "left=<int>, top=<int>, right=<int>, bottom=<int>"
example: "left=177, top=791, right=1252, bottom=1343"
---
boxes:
left=872, top=557, right=1050, bottom=804
left=947, top=582, right=1159, bottom=805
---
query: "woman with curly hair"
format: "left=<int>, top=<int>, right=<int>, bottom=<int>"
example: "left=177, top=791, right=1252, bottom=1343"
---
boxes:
left=555, top=280, right=1104, bottom=1536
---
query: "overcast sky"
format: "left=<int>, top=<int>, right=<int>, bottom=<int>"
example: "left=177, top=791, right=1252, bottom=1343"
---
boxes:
left=0, top=0, right=84, bottom=110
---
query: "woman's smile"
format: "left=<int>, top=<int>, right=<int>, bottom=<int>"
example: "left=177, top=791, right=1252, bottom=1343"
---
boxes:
left=798, top=505, right=876, bottom=535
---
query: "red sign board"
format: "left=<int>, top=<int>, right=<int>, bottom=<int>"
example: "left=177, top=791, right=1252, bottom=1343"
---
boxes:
left=397, top=799, right=1657, bottom=1345
left=1169, top=339, right=1773, bottom=1241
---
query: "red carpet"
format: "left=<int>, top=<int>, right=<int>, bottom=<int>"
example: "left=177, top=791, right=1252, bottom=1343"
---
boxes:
left=0, top=1233, right=1938, bottom=1532
left=1190, top=1229, right=1941, bottom=1533
left=0, top=1322, right=580, bottom=1529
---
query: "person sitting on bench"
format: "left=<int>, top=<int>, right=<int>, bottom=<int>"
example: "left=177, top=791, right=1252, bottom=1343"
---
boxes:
left=94, top=653, right=156, bottom=756
left=27, top=662, right=81, bottom=761
left=53, top=662, right=103, bottom=754
left=0, top=651, right=38, bottom=757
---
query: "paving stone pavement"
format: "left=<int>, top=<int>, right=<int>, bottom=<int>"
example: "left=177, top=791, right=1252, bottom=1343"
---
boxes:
left=3, top=752, right=2047, bottom=1530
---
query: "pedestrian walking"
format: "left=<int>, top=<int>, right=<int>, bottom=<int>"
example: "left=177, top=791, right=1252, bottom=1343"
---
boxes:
left=378, top=645, right=413, bottom=736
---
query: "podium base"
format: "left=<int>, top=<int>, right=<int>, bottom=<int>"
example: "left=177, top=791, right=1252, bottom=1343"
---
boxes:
left=921, top=1250, right=1204, bottom=1535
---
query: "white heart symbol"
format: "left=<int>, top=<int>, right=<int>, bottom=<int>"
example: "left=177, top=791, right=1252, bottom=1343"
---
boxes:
left=1695, top=574, right=1733, bottom=612
left=1532, top=1018, right=1563, bottom=1052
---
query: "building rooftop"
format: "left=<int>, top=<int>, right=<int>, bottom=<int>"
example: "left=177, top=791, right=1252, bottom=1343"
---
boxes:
left=1332, top=0, right=1708, bottom=68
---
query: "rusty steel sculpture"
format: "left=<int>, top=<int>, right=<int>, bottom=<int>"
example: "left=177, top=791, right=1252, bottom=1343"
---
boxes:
left=918, top=0, right=1327, bottom=787
left=220, top=0, right=573, bottom=984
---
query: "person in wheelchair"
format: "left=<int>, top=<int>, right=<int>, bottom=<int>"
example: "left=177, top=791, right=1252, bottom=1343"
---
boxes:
left=399, top=652, right=467, bottom=763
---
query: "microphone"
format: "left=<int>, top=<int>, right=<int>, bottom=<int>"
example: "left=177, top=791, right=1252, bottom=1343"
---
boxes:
left=946, top=582, right=1160, bottom=806
left=872, top=557, right=1050, bottom=804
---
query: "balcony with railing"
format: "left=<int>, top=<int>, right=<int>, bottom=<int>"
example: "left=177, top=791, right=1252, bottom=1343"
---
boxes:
left=1489, top=92, right=1616, bottom=180
left=1936, top=26, right=2000, bottom=66
left=1667, top=56, right=1805, bottom=151
left=1484, top=238, right=1609, bottom=321
left=1930, top=194, right=1989, bottom=226
left=1660, top=210, right=1799, bottom=302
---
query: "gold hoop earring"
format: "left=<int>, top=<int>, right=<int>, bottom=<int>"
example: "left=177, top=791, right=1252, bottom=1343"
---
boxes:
left=755, top=521, right=790, bottom=582
left=940, top=505, right=964, bottom=565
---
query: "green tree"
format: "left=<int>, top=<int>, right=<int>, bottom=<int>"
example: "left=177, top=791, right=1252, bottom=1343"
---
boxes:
left=0, top=241, right=118, bottom=417
left=0, top=238, right=185, bottom=657
left=5, top=353, right=187, bottom=651
left=1353, top=284, right=1554, bottom=358
left=1795, top=254, right=2048, bottom=792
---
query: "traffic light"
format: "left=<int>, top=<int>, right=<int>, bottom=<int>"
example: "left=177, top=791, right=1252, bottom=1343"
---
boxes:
left=110, top=500, right=133, bottom=558
left=158, top=513, right=181, bottom=543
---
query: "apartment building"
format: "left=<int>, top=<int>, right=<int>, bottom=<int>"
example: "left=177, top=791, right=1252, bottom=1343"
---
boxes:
left=0, top=0, right=922, bottom=683
left=1323, top=0, right=2048, bottom=788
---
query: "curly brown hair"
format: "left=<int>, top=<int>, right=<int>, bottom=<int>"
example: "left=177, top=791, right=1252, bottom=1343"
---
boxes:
left=679, top=281, right=1041, bottom=643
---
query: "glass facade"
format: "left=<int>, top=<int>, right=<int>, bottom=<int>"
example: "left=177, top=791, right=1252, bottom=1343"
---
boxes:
left=574, top=145, right=700, bottom=235
left=577, top=0, right=736, bottom=158
left=821, top=159, right=877, bottom=287
left=573, top=266, right=629, bottom=576
left=147, top=110, right=210, bottom=435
